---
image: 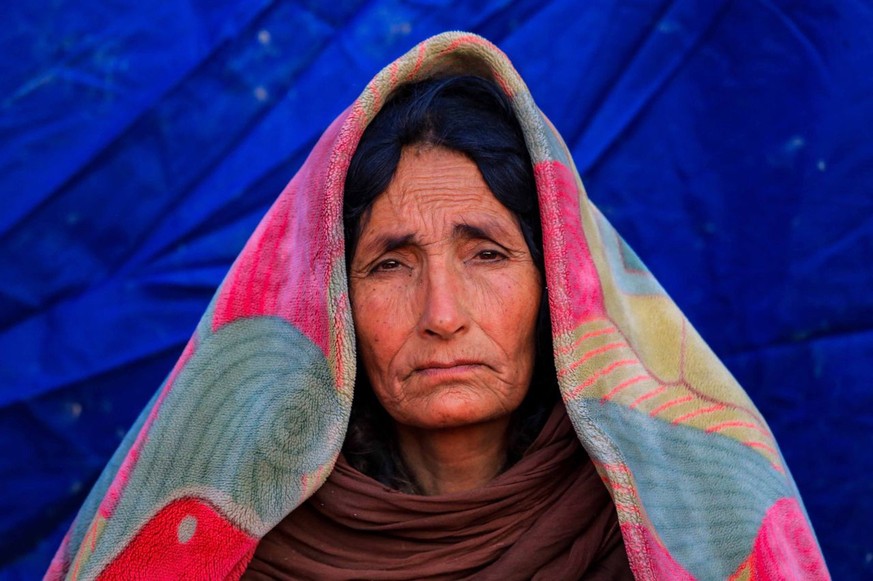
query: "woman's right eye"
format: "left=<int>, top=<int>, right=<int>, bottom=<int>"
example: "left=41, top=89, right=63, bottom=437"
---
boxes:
left=373, top=259, right=402, bottom=272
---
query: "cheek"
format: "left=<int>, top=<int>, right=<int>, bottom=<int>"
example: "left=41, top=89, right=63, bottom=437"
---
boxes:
left=353, top=301, right=387, bottom=364
left=351, top=282, right=413, bottom=373
left=490, top=275, right=542, bottom=390
left=482, top=272, right=541, bottom=341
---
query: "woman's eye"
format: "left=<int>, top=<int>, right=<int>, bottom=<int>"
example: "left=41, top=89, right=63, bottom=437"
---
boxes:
left=476, top=249, right=505, bottom=261
left=373, top=259, right=402, bottom=272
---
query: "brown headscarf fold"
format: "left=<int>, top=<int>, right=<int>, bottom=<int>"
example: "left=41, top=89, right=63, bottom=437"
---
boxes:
left=244, top=405, right=632, bottom=579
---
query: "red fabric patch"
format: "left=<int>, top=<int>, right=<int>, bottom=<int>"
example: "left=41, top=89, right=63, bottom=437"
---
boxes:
left=534, top=160, right=605, bottom=333
left=730, top=497, right=829, bottom=580
left=212, top=108, right=356, bottom=355
left=98, top=497, right=257, bottom=580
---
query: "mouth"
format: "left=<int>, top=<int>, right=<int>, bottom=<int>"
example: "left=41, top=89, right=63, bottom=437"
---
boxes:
left=413, top=360, right=487, bottom=377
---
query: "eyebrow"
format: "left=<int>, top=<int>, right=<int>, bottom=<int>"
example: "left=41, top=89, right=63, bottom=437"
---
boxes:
left=453, top=222, right=500, bottom=241
left=459, top=213, right=525, bottom=241
left=361, top=220, right=513, bottom=256
left=365, top=233, right=417, bottom=256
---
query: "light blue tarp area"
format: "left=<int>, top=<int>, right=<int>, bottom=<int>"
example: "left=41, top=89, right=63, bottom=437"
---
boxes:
left=2, top=1, right=871, bottom=577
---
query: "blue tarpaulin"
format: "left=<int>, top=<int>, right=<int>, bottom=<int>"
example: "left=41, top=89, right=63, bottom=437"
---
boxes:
left=2, top=1, right=871, bottom=578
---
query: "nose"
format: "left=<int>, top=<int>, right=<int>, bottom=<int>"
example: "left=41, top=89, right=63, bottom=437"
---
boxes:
left=418, top=261, right=469, bottom=339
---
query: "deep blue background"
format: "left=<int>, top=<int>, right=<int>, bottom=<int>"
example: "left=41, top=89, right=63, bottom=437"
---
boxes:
left=2, top=1, right=871, bottom=578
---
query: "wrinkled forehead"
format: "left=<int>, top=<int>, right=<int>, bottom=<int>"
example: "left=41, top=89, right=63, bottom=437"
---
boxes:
left=354, top=146, right=523, bottom=251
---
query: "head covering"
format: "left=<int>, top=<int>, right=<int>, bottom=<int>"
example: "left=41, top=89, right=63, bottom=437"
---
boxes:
left=48, top=32, right=828, bottom=580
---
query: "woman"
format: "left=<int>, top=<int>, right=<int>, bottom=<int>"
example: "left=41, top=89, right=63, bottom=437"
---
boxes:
left=48, top=32, right=827, bottom=580
left=244, top=76, right=633, bottom=578
left=342, top=76, right=558, bottom=497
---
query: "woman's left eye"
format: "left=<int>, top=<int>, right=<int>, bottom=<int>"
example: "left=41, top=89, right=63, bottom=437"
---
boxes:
left=476, top=249, right=505, bottom=261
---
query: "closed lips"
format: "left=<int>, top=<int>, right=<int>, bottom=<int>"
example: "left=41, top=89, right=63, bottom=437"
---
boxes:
left=415, top=361, right=486, bottom=372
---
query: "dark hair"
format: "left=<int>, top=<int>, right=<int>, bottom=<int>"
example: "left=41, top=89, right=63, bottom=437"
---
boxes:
left=342, top=76, right=558, bottom=493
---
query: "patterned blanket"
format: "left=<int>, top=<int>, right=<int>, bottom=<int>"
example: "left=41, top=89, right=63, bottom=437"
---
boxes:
left=48, top=31, right=828, bottom=580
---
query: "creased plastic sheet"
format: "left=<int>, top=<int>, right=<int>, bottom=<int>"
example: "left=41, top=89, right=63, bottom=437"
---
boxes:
left=1, top=0, right=871, bottom=578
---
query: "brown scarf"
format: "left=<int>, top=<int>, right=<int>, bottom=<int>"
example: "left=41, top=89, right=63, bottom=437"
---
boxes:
left=244, top=405, right=632, bottom=579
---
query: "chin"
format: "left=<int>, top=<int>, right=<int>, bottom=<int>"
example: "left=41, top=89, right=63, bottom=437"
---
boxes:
left=404, top=394, right=516, bottom=431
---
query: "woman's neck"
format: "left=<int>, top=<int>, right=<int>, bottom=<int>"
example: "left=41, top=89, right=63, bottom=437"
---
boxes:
left=394, top=418, right=511, bottom=495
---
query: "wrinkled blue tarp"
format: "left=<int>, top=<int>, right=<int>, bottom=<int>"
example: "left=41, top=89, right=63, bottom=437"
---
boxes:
left=2, top=1, right=871, bottom=578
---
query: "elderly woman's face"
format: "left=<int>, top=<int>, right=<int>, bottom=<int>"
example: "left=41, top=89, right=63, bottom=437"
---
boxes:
left=349, top=145, right=541, bottom=430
